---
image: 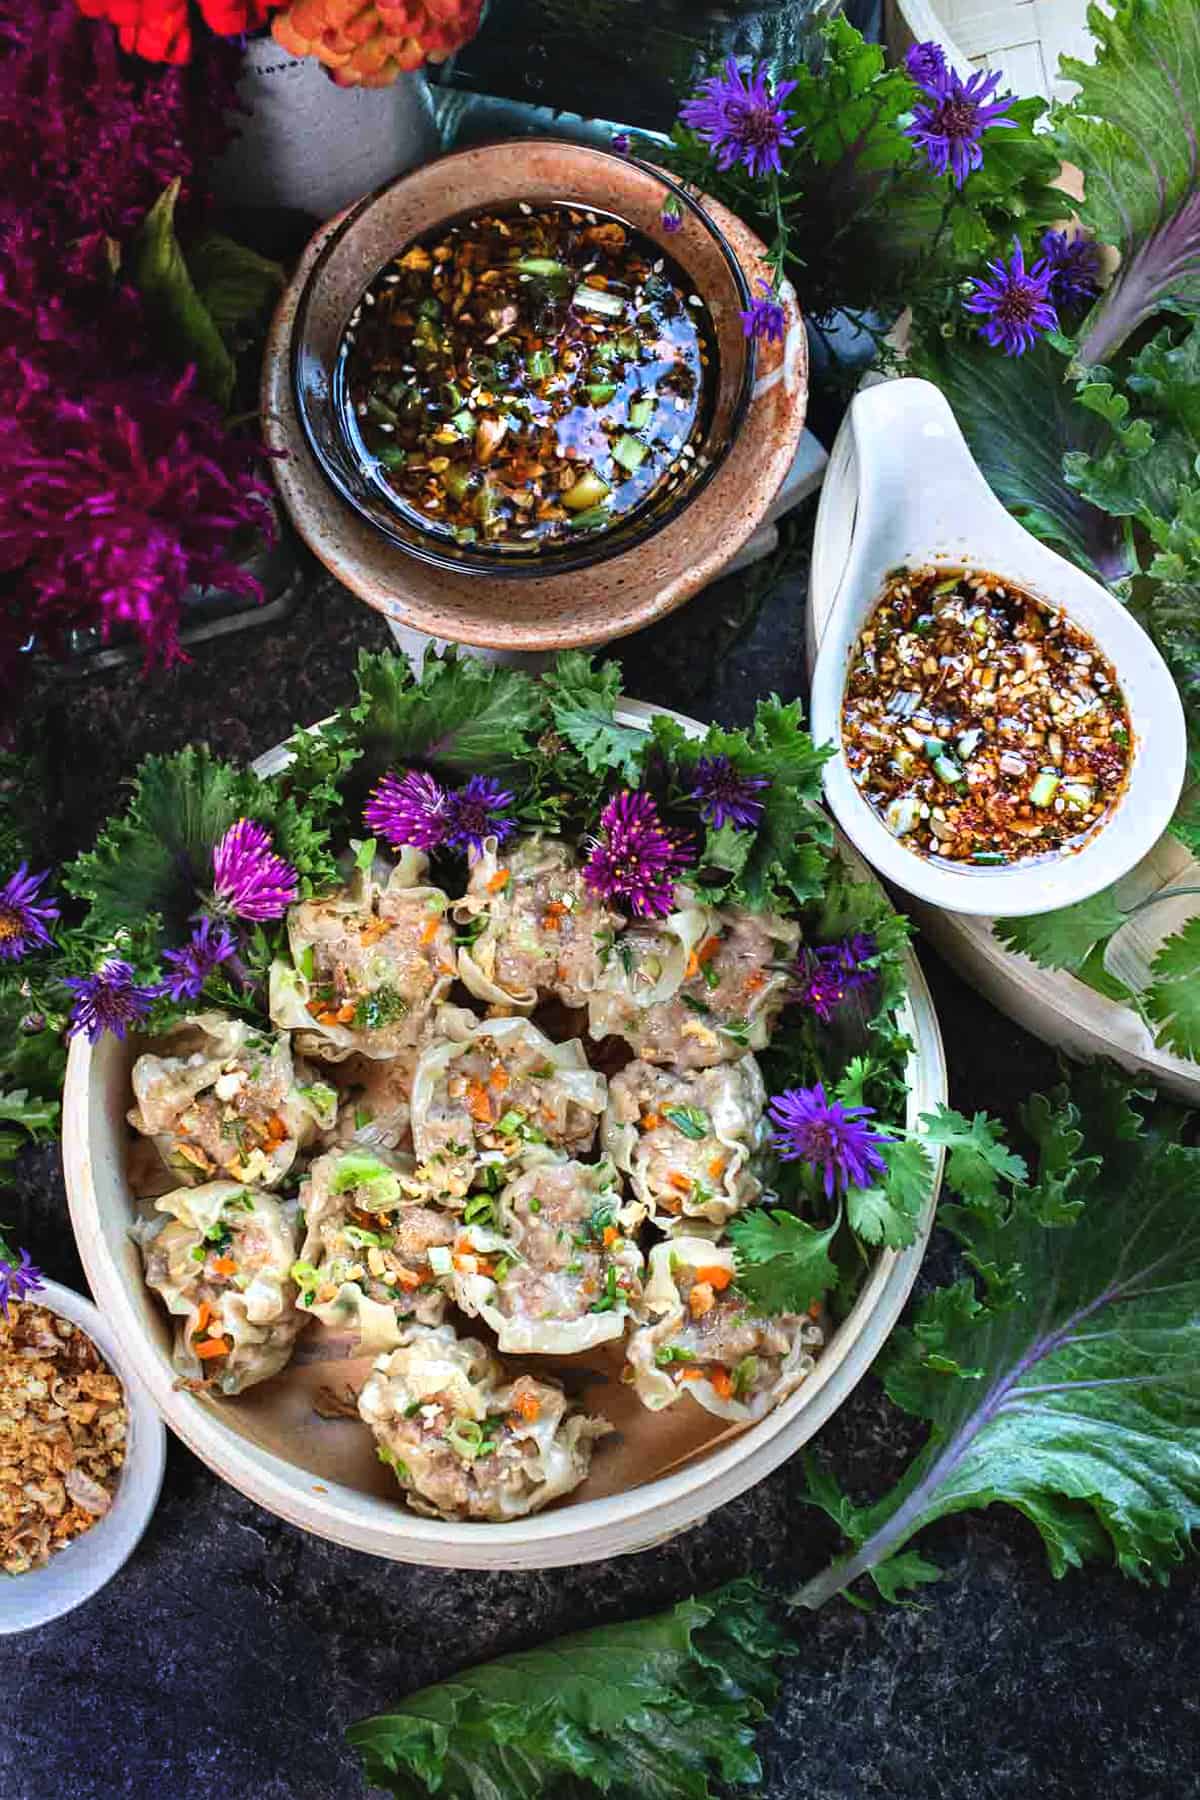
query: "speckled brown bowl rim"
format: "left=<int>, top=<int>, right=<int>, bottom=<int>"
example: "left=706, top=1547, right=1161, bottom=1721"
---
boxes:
left=262, top=158, right=808, bottom=651
left=291, top=148, right=757, bottom=579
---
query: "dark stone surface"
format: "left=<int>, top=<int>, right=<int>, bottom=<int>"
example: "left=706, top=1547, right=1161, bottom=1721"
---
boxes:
left=3, top=551, right=1197, bottom=1800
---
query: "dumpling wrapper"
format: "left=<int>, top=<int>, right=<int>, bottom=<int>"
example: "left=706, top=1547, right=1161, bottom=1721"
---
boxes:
left=410, top=1006, right=607, bottom=1189
left=269, top=850, right=455, bottom=1063
left=454, top=833, right=622, bottom=1010
left=137, top=1180, right=301, bottom=1395
left=128, top=1012, right=336, bottom=1189
left=585, top=902, right=714, bottom=1042
left=453, top=1154, right=644, bottom=1355
left=603, top=1056, right=767, bottom=1229
left=358, top=1323, right=611, bottom=1521
left=292, top=1148, right=464, bottom=1351
left=589, top=907, right=800, bottom=1069
left=626, top=1236, right=824, bottom=1422
left=326, top=1048, right=420, bottom=1156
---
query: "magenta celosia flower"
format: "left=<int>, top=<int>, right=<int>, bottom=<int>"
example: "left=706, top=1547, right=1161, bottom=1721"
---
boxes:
left=768, top=1083, right=892, bottom=1198
left=904, top=63, right=1016, bottom=188
left=161, top=916, right=237, bottom=1002
left=0, top=1244, right=43, bottom=1315
left=740, top=280, right=787, bottom=345
left=791, top=934, right=878, bottom=1024
left=364, top=770, right=449, bottom=853
left=582, top=790, right=693, bottom=919
left=964, top=237, right=1058, bottom=355
left=1040, top=229, right=1102, bottom=312
left=690, top=755, right=770, bottom=830
left=64, top=959, right=162, bottom=1042
left=0, top=863, right=58, bottom=960
left=210, top=821, right=299, bottom=922
left=443, top=776, right=516, bottom=859
left=679, top=58, right=799, bottom=180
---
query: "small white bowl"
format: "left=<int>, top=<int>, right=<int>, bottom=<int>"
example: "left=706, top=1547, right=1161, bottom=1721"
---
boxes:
left=809, top=379, right=1187, bottom=918
left=1, top=1279, right=166, bottom=1635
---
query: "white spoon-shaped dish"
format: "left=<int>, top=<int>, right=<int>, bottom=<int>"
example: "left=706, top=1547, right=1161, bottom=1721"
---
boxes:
left=809, top=378, right=1187, bottom=919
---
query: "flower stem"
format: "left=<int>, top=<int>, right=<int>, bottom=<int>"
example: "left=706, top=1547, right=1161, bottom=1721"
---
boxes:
left=1125, top=884, right=1200, bottom=921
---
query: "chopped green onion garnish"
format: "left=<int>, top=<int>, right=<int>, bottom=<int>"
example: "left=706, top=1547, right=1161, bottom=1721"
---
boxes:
left=612, top=433, right=648, bottom=473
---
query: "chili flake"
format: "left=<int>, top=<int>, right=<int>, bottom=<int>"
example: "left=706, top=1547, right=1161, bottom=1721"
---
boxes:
left=841, top=566, right=1132, bottom=865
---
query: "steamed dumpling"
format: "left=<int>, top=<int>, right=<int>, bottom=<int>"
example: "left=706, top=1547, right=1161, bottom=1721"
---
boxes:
left=410, top=1008, right=608, bottom=1187
left=138, top=1180, right=301, bottom=1395
left=453, top=1155, right=644, bottom=1355
left=128, top=1013, right=335, bottom=1188
left=326, top=1049, right=420, bottom=1156
left=269, top=850, right=455, bottom=1062
left=603, top=1056, right=767, bottom=1228
left=585, top=904, right=714, bottom=1042
left=358, top=1323, right=611, bottom=1521
left=589, top=908, right=800, bottom=1069
left=626, top=1237, right=824, bottom=1421
left=291, top=1148, right=457, bottom=1350
left=455, top=833, right=623, bottom=1009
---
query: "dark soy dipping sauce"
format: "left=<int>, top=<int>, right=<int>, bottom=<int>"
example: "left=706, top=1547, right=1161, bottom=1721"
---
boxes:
left=335, top=201, right=717, bottom=553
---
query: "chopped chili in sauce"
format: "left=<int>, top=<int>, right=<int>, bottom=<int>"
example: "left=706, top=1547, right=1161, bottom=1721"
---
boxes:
left=337, top=201, right=715, bottom=552
left=841, top=565, right=1132, bottom=866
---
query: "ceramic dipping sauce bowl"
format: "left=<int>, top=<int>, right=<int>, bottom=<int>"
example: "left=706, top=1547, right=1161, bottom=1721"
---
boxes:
left=809, top=379, right=1187, bottom=919
left=262, top=140, right=807, bottom=651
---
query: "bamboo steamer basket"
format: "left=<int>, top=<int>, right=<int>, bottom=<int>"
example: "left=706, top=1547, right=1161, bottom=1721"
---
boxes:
left=809, top=404, right=1200, bottom=1105
left=63, top=701, right=946, bottom=1569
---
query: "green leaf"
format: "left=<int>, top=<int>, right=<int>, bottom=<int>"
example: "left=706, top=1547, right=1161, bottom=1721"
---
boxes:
left=993, top=885, right=1129, bottom=973
left=1059, top=0, right=1200, bottom=364
left=790, top=1079, right=1200, bottom=1607
left=728, top=1207, right=839, bottom=1314
left=133, top=180, right=234, bottom=407
left=352, top=648, right=547, bottom=789
left=913, top=333, right=1137, bottom=584
left=186, top=232, right=285, bottom=344
left=63, top=746, right=336, bottom=946
left=784, top=18, right=912, bottom=173
left=846, top=1137, right=933, bottom=1249
left=541, top=652, right=647, bottom=784
left=867, top=1548, right=944, bottom=1604
left=0, top=1087, right=60, bottom=1172
left=347, top=1578, right=792, bottom=1800
left=1144, top=916, right=1200, bottom=1058
left=918, top=1106, right=1028, bottom=1216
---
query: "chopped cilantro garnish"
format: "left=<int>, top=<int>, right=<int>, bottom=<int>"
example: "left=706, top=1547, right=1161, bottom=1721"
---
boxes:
left=464, top=1192, right=495, bottom=1226
left=354, top=985, right=409, bottom=1031
left=681, top=992, right=711, bottom=1016
left=355, top=1106, right=372, bottom=1130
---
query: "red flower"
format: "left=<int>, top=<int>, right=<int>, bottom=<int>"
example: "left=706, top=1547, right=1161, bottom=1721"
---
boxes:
left=74, top=0, right=279, bottom=63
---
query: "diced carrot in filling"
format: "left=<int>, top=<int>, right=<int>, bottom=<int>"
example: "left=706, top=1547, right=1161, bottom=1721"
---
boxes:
left=466, top=1080, right=493, bottom=1123
left=419, top=917, right=441, bottom=945
left=486, top=868, right=510, bottom=893
left=693, top=1264, right=732, bottom=1291
left=210, top=1256, right=237, bottom=1277
left=195, top=1337, right=229, bottom=1360
left=709, top=1367, right=734, bottom=1400
left=193, top=1302, right=213, bottom=1337
left=512, top=1391, right=541, bottom=1422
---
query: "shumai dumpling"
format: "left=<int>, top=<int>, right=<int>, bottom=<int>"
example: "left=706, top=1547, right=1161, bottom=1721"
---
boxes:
left=128, top=1013, right=336, bottom=1188
left=625, top=1237, right=824, bottom=1422
left=358, top=1323, right=611, bottom=1521
left=269, top=849, right=455, bottom=1062
left=138, top=1181, right=301, bottom=1395
left=326, top=1049, right=420, bottom=1157
left=453, top=1155, right=644, bottom=1355
left=603, top=1056, right=767, bottom=1228
left=410, top=1007, right=607, bottom=1187
left=589, top=908, right=800, bottom=1069
left=291, top=1148, right=460, bottom=1351
left=454, top=833, right=622, bottom=1010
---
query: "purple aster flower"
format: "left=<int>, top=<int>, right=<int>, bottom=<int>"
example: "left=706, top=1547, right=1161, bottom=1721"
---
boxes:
left=905, top=40, right=948, bottom=91
left=0, top=863, right=58, bottom=961
left=1040, top=229, right=1102, bottom=312
left=0, top=1245, right=44, bottom=1315
left=740, top=279, right=787, bottom=345
left=611, top=131, right=633, bottom=154
left=161, top=917, right=237, bottom=1003
left=443, top=776, right=517, bottom=859
left=582, top=789, right=694, bottom=919
left=64, top=959, right=161, bottom=1043
left=679, top=57, right=799, bottom=180
left=210, top=820, right=299, bottom=923
left=768, top=1083, right=892, bottom=1199
left=660, top=199, right=683, bottom=235
left=691, top=755, right=771, bottom=830
left=904, top=64, right=1016, bottom=188
left=791, top=933, right=878, bottom=1023
left=364, top=770, right=449, bottom=854
left=964, top=237, right=1058, bottom=355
